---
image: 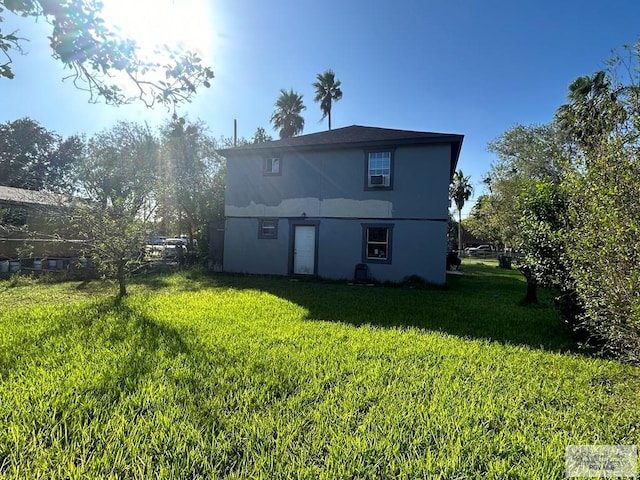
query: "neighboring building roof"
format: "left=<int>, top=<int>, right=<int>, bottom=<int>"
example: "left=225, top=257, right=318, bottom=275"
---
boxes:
left=0, top=185, right=65, bottom=207
left=460, top=224, right=488, bottom=245
left=219, top=125, right=464, bottom=177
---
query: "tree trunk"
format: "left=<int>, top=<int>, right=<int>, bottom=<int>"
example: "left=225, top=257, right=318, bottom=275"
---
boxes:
left=458, top=209, right=463, bottom=253
left=117, top=259, right=127, bottom=297
left=328, top=110, right=332, bottom=131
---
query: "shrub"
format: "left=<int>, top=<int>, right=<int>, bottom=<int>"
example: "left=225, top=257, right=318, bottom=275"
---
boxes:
left=565, top=140, right=640, bottom=363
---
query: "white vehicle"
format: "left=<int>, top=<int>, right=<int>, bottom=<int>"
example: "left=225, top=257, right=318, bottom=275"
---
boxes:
left=465, top=244, right=493, bottom=256
left=163, top=238, right=187, bottom=259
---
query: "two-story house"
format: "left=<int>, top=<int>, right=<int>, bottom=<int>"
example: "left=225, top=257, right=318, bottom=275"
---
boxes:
left=219, top=125, right=463, bottom=284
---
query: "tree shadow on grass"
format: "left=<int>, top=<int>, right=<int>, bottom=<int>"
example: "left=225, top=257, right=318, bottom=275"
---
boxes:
left=1, top=296, right=227, bottom=407
left=84, top=298, right=194, bottom=399
left=0, top=296, right=241, bottom=470
left=208, top=271, right=582, bottom=356
left=128, top=267, right=222, bottom=293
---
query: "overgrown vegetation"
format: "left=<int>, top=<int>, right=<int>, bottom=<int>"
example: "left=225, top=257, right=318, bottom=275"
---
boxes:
left=1, top=266, right=638, bottom=478
left=0, top=117, right=228, bottom=296
left=565, top=137, right=640, bottom=362
left=0, top=118, right=83, bottom=192
left=158, top=116, right=226, bottom=242
left=467, top=40, right=640, bottom=363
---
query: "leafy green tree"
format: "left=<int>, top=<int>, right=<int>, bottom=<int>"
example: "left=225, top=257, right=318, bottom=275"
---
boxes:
left=448, top=169, right=473, bottom=251
left=159, top=116, right=223, bottom=253
left=473, top=40, right=640, bottom=362
left=471, top=123, right=567, bottom=249
left=313, top=69, right=342, bottom=130
left=550, top=50, right=640, bottom=360
left=473, top=123, right=572, bottom=306
left=464, top=195, right=504, bottom=246
left=0, top=0, right=213, bottom=107
left=516, top=182, right=571, bottom=305
left=270, top=89, right=306, bottom=138
left=0, top=117, right=83, bottom=191
left=252, top=127, right=272, bottom=144
left=69, top=121, right=160, bottom=296
left=465, top=194, right=521, bottom=250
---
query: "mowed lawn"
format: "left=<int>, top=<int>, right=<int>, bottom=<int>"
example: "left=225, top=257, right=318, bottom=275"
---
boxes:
left=1, top=263, right=639, bottom=479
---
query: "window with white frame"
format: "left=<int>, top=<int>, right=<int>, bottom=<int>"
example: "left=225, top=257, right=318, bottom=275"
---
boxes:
left=263, top=157, right=281, bottom=175
left=362, top=224, right=393, bottom=263
left=366, top=151, right=392, bottom=188
left=258, top=218, right=278, bottom=239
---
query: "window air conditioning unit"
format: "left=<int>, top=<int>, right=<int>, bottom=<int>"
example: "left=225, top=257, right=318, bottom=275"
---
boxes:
left=370, top=174, right=389, bottom=187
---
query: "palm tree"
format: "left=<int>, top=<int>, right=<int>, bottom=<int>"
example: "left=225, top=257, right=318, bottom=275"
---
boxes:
left=555, top=70, right=623, bottom=153
left=270, top=89, right=306, bottom=138
left=449, top=170, right=473, bottom=252
left=313, top=69, right=342, bottom=130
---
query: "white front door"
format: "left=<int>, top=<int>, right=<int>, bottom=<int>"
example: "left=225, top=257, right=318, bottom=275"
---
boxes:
left=293, top=225, right=316, bottom=275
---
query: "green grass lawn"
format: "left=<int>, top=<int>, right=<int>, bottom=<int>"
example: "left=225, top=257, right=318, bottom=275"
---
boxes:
left=1, top=263, right=638, bottom=479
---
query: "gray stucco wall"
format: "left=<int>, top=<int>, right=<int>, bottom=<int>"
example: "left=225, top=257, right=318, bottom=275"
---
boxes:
left=223, top=217, right=447, bottom=284
left=223, top=142, right=452, bottom=284
left=225, top=144, right=451, bottom=220
left=223, top=217, right=289, bottom=276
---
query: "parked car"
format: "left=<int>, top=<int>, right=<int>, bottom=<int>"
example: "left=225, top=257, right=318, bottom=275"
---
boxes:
left=163, top=238, right=187, bottom=259
left=144, top=236, right=167, bottom=257
left=465, top=244, right=493, bottom=256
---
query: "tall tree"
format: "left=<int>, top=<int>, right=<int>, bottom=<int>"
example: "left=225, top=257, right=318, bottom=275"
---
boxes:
left=473, top=122, right=570, bottom=304
left=555, top=70, right=625, bottom=155
left=252, top=126, right=272, bottom=144
left=0, top=1, right=213, bottom=107
left=313, top=69, right=342, bottom=130
left=516, top=182, right=570, bottom=305
left=449, top=170, right=473, bottom=252
left=470, top=123, right=567, bottom=249
left=464, top=194, right=503, bottom=244
left=0, top=117, right=83, bottom=191
left=69, top=121, right=159, bottom=296
left=270, top=89, right=306, bottom=138
left=159, top=116, right=223, bottom=251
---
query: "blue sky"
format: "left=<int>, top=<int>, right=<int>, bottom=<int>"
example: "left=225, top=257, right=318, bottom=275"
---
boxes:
left=2, top=0, right=639, bottom=217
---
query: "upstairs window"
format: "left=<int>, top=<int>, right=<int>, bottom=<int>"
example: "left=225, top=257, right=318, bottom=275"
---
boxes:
left=258, top=218, right=278, bottom=239
left=263, top=157, right=281, bottom=175
left=365, top=151, right=393, bottom=189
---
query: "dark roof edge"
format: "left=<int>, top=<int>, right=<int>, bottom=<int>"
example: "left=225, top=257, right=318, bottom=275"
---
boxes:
left=219, top=129, right=464, bottom=182
left=449, top=137, right=463, bottom=180
left=219, top=134, right=464, bottom=158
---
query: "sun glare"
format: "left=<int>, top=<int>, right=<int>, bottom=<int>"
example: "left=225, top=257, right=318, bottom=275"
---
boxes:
left=101, top=0, right=214, bottom=61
